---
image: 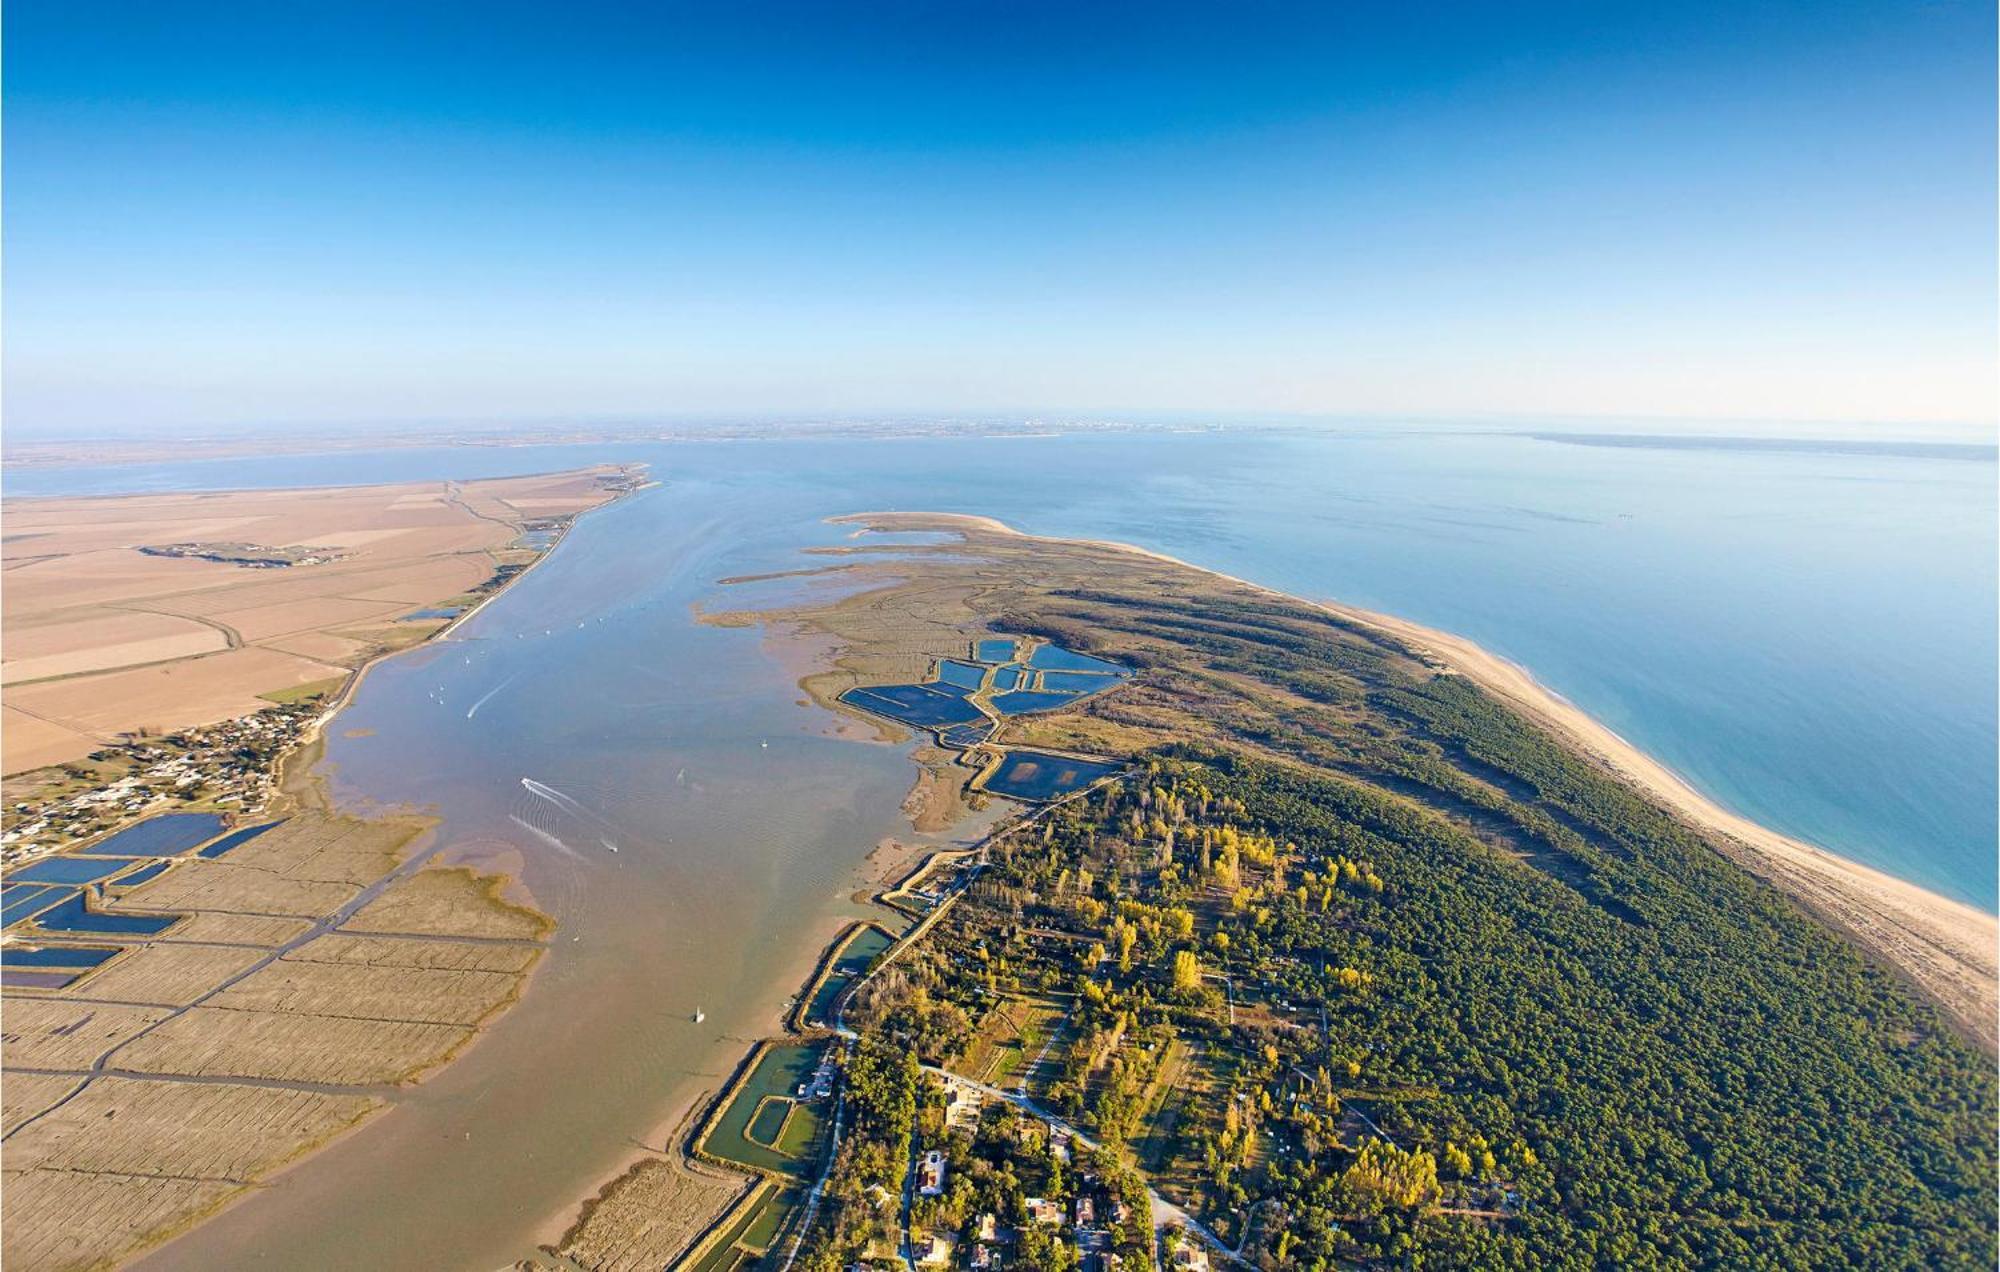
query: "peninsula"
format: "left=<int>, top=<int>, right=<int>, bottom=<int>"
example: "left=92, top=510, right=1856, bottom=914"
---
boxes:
left=649, top=511, right=1995, bottom=1270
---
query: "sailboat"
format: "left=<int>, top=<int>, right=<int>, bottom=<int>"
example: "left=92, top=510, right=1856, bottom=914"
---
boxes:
left=692, top=1007, right=706, bottom=1024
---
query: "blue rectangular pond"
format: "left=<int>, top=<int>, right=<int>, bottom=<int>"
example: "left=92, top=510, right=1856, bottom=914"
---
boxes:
left=982, top=752, right=1125, bottom=802
left=1039, top=670, right=1122, bottom=693
left=841, top=684, right=986, bottom=728
left=11, top=856, right=139, bottom=885
left=29, top=894, right=181, bottom=936
left=938, top=721, right=994, bottom=750
left=1026, top=645, right=1128, bottom=676
left=934, top=659, right=987, bottom=690
left=199, top=821, right=285, bottom=858
left=111, top=860, right=172, bottom=887
left=1, top=944, right=123, bottom=969
left=973, top=638, right=1020, bottom=663
left=76, top=813, right=227, bottom=856
left=0, top=886, right=68, bottom=927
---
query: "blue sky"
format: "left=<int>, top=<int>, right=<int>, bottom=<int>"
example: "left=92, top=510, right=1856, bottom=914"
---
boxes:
left=5, top=1, right=1994, bottom=434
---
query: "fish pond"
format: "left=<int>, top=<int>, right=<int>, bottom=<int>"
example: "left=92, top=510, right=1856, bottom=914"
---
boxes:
left=838, top=683, right=984, bottom=729
left=973, top=638, right=1021, bottom=663
left=74, top=812, right=226, bottom=856
left=981, top=751, right=1126, bottom=802
left=802, top=923, right=895, bottom=1027
left=28, top=893, right=180, bottom=936
left=0, top=885, right=73, bottom=927
left=702, top=1042, right=832, bottom=1178
left=1025, top=644, right=1131, bottom=676
left=198, top=821, right=285, bottom=858
left=10, top=856, right=134, bottom=885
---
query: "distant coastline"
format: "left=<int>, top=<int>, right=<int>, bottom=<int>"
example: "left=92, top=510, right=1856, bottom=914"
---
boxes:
left=1526, top=431, right=1999, bottom=462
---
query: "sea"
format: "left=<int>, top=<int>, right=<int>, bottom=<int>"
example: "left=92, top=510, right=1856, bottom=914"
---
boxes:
left=13, top=425, right=1993, bottom=1269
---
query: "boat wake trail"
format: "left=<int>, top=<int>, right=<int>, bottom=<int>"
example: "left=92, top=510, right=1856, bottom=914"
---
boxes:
left=521, top=777, right=593, bottom=818
left=521, top=778, right=626, bottom=852
left=467, top=672, right=521, bottom=719
left=507, top=814, right=579, bottom=859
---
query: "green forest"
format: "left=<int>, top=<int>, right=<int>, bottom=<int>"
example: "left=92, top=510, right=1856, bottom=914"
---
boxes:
left=784, top=562, right=1996, bottom=1270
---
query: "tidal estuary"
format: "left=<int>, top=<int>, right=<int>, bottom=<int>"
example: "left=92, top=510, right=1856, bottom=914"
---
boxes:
left=44, top=426, right=1988, bottom=1267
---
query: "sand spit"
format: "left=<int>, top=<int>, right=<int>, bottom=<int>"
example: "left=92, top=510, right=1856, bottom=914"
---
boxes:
left=838, top=511, right=1998, bottom=1053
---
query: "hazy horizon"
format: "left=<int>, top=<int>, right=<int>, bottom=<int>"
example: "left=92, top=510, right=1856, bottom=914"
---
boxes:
left=6, top=1, right=1995, bottom=436
left=6, top=410, right=1998, bottom=449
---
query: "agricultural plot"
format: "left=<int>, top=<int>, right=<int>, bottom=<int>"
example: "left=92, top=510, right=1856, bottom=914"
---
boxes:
left=0, top=811, right=550, bottom=1271
left=70, top=943, right=266, bottom=1007
left=1, top=468, right=633, bottom=774
left=116, top=1004, right=473, bottom=1085
left=2, top=1074, right=80, bottom=1136
left=554, top=1157, right=751, bottom=1272
left=684, top=1181, right=809, bottom=1272
left=2, top=1079, right=378, bottom=1272
left=344, top=865, right=552, bottom=939
left=958, top=994, right=1069, bottom=1088
left=2, top=998, right=176, bottom=1069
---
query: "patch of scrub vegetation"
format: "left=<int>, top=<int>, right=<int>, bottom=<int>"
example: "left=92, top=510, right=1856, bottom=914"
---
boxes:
left=256, top=675, right=349, bottom=705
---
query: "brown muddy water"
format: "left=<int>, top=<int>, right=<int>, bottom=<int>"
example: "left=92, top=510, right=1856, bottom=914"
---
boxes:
left=130, top=479, right=1002, bottom=1271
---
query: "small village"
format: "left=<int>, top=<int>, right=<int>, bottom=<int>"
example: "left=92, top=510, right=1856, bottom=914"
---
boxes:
left=0, top=696, right=326, bottom=867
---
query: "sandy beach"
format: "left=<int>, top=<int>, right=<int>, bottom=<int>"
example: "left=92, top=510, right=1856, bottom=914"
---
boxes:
left=851, top=511, right=1999, bottom=1052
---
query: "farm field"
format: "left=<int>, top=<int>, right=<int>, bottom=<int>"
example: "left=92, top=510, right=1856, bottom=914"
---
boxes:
left=0, top=811, right=551, bottom=1271
left=1, top=467, right=633, bottom=774
left=551, top=1157, right=752, bottom=1272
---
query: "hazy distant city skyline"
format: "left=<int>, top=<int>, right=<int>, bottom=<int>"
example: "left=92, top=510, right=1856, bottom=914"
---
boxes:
left=6, top=1, right=1994, bottom=434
